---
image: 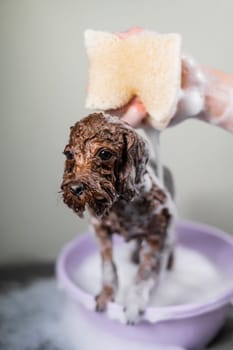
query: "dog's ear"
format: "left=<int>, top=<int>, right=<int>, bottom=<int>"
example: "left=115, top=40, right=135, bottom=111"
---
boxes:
left=117, top=128, right=149, bottom=200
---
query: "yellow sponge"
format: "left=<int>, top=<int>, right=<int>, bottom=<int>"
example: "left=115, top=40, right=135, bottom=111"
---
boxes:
left=85, top=29, right=182, bottom=129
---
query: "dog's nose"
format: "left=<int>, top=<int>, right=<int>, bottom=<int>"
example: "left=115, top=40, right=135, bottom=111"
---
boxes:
left=70, top=183, right=85, bottom=196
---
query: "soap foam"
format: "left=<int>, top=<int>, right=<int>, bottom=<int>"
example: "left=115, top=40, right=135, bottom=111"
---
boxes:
left=74, top=242, right=231, bottom=308
left=0, top=279, right=185, bottom=350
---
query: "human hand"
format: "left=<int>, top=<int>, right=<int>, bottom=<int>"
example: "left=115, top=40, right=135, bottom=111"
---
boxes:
left=172, top=56, right=233, bottom=131
left=107, top=53, right=206, bottom=129
left=108, top=54, right=233, bottom=132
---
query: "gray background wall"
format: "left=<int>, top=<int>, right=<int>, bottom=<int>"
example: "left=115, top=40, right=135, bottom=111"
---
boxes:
left=0, top=0, right=232, bottom=264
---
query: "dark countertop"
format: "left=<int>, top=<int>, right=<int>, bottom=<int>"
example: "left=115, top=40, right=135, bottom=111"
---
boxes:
left=0, top=263, right=232, bottom=350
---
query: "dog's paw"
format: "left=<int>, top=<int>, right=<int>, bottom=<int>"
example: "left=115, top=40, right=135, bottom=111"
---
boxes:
left=123, top=281, right=152, bottom=324
left=95, top=286, right=114, bottom=312
left=95, top=294, right=107, bottom=312
left=123, top=305, right=145, bottom=325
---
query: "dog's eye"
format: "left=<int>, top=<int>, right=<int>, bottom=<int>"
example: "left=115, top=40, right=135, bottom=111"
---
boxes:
left=98, top=149, right=113, bottom=161
left=64, top=149, right=73, bottom=160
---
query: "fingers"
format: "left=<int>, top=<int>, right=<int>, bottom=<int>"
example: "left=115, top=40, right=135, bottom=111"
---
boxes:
left=201, top=68, right=233, bottom=131
left=181, top=54, right=206, bottom=88
left=115, top=26, right=143, bottom=39
left=121, top=97, right=148, bottom=127
left=108, top=96, right=148, bottom=128
left=170, top=54, right=206, bottom=126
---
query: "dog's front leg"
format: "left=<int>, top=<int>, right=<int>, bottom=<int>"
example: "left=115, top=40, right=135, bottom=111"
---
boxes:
left=94, top=224, right=118, bottom=312
left=124, top=237, right=160, bottom=324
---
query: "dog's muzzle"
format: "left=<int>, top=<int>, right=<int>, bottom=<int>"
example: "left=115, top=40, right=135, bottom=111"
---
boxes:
left=61, top=177, right=117, bottom=218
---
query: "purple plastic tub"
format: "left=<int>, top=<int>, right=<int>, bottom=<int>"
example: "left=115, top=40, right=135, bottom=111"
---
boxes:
left=56, top=221, right=233, bottom=349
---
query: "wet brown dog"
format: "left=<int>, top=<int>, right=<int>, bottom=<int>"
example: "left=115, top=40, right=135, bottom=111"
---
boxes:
left=61, top=112, right=175, bottom=323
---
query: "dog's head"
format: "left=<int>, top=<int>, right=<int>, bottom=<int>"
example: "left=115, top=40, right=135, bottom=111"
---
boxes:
left=61, top=112, right=149, bottom=218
